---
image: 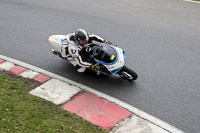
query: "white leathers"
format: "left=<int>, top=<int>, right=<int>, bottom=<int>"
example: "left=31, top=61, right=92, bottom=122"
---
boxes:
left=61, top=33, right=91, bottom=69
left=49, top=31, right=107, bottom=72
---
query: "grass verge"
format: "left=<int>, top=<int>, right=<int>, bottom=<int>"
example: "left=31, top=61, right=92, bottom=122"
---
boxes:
left=0, top=70, right=108, bottom=133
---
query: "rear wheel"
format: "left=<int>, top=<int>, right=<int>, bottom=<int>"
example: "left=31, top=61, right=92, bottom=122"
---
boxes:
left=118, top=66, right=138, bottom=80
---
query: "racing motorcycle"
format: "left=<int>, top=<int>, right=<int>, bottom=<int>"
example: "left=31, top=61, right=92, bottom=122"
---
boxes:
left=48, top=35, right=138, bottom=80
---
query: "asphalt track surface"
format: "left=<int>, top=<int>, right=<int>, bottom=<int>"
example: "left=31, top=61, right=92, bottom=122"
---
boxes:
left=0, top=0, right=200, bottom=132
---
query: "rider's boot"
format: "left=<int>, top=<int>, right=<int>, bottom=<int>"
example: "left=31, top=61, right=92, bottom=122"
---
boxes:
left=96, top=71, right=101, bottom=75
left=75, top=65, right=86, bottom=72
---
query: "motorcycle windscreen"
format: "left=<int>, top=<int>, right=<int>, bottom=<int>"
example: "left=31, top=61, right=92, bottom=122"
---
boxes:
left=94, top=44, right=117, bottom=64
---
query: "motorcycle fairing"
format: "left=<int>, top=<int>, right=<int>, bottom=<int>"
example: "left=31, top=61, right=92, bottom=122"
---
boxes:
left=94, top=46, right=126, bottom=74
left=109, top=50, right=126, bottom=74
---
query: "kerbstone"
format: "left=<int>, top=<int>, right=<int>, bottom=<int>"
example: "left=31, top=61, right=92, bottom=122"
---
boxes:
left=61, top=91, right=132, bottom=130
left=34, top=74, right=51, bottom=83
left=20, top=70, right=39, bottom=79
left=30, top=79, right=81, bottom=105
left=9, top=66, right=27, bottom=75
left=110, top=115, right=170, bottom=133
left=0, top=61, right=15, bottom=71
left=0, top=59, right=5, bottom=64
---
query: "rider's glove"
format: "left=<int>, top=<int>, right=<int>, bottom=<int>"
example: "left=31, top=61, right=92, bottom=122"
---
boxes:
left=90, top=63, right=100, bottom=70
left=104, top=40, right=113, bottom=45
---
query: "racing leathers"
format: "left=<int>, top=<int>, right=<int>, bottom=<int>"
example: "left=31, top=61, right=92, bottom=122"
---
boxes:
left=60, top=33, right=111, bottom=72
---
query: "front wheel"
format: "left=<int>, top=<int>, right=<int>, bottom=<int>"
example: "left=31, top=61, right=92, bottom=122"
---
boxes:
left=118, top=66, right=138, bottom=80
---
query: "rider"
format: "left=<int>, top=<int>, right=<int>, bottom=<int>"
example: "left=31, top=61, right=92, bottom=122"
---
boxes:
left=52, top=29, right=112, bottom=72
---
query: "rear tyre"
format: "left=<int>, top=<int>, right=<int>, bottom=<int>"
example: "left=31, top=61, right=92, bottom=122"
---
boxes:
left=118, top=66, right=138, bottom=80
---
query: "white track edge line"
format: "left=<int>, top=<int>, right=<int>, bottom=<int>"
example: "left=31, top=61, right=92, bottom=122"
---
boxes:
left=0, top=54, right=184, bottom=133
left=183, top=0, right=200, bottom=3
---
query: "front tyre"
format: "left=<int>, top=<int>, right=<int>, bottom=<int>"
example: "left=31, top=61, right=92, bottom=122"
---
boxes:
left=118, top=66, right=138, bottom=80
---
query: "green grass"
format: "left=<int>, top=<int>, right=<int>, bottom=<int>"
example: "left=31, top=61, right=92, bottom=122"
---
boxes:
left=0, top=71, right=108, bottom=133
left=193, top=0, right=200, bottom=2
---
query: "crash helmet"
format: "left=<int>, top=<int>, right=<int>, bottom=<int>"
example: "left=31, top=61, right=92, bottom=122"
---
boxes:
left=74, top=29, right=89, bottom=45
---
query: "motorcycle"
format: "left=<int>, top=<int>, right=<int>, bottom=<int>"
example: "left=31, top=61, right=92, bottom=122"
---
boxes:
left=48, top=35, right=138, bottom=80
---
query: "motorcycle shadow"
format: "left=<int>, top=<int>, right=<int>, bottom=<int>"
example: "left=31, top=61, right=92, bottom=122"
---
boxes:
left=59, top=62, right=137, bottom=89
left=82, top=69, right=138, bottom=87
